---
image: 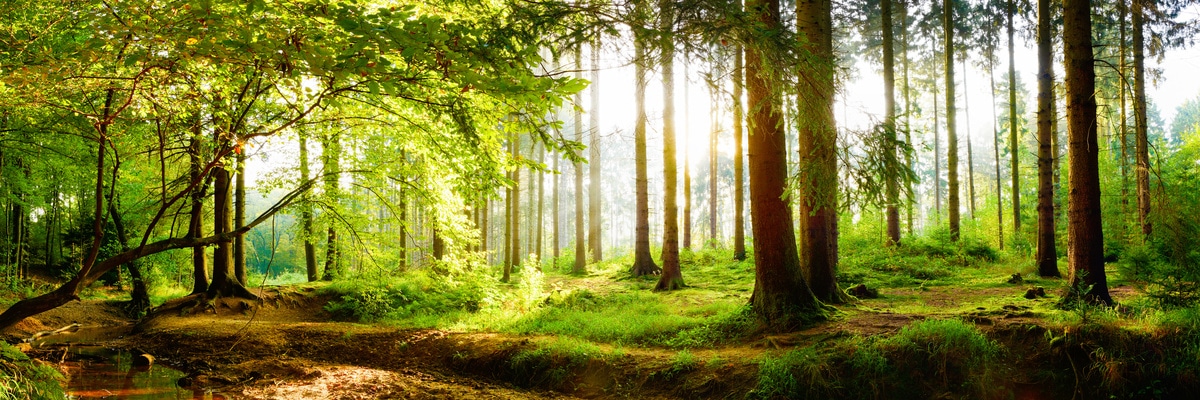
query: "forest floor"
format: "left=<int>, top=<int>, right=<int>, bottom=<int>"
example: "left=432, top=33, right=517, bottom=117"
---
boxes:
left=0, top=248, right=1180, bottom=399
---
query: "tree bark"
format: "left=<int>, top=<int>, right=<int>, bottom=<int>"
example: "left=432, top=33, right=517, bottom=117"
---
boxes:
left=630, top=12, right=660, bottom=276
left=1008, top=0, right=1021, bottom=235
left=234, top=148, right=247, bottom=285
left=108, top=194, right=150, bottom=317
left=901, top=1, right=914, bottom=235
left=748, top=0, right=824, bottom=329
left=1063, top=0, right=1112, bottom=305
left=573, top=45, right=587, bottom=274
left=733, top=45, right=747, bottom=260
left=537, top=144, right=545, bottom=265
left=684, top=57, right=694, bottom=251
left=321, top=131, right=340, bottom=281
left=188, top=128, right=209, bottom=294
left=298, top=133, right=318, bottom=281
left=945, top=0, right=960, bottom=241
left=503, top=136, right=514, bottom=282
left=588, top=34, right=603, bottom=263
left=657, top=2, right=683, bottom=291
left=1132, top=0, right=1151, bottom=238
left=796, top=0, right=844, bottom=303
left=1035, top=0, right=1061, bottom=277
left=991, top=58, right=1005, bottom=250
left=883, top=0, right=900, bottom=245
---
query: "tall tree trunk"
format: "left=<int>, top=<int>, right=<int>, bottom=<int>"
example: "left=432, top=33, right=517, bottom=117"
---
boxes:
left=321, top=131, right=340, bottom=281
left=1132, top=0, right=1151, bottom=238
left=945, top=0, right=960, bottom=241
left=630, top=13, right=660, bottom=276
left=709, top=79, right=718, bottom=247
left=796, top=0, right=844, bottom=303
left=1119, top=0, right=1130, bottom=239
left=553, top=152, right=560, bottom=263
left=188, top=129, right=209, bottom=294
left=733, top=44, right=747, bottom=259
left=208, top=127, right=255, bottom=299
left=234, top=149, right=247, bottom=285
left=684, top=57, right=694, bottom=251
left=573, top=45, right=587, bottom=274
left=1063, top=0, right=1112, bottom=305
left=748, top=0, right=824, bottom=329
left=991, top=58, right=1005, bottom=250
left=963, top=58, right=976, bottom=220
left=934, top=81, right=941, bottom=221
left=1008, top=0, right=1021, bottom=235
left=589, top=34, right=603, bottom=263
left=882, top=0, right=900, bottom=244
left=537, top=144, right=545, bottom=265
left=503, top=136, right=514, bottom=282
left=901, top=1, right=914, bottom=235
left=657, top=3, right=683, bottom=291
left=1035, top=0, right=1061, bottom=277
left=107, top=194, right=150, bottom=316
left=298, top=134, right=318, bottom=281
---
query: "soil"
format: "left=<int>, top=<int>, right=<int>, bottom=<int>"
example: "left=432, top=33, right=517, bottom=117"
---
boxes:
left=0, top=280, right=1150, bottom=399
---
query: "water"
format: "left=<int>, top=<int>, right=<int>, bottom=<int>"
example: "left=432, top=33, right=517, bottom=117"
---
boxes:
left=58, top=345, right=224, bottom=400
left=31, top=324, right=224, bottom=400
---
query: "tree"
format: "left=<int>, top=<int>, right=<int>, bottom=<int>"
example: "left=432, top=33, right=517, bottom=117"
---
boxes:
left=747, top=0, right=824, bottom=328
left=574, top=45, right=587, bottom=274
left=882, top=0, right=901, bottom=245
left=1063, top=0, right=1113, bottom=305
left=298, top=131, right=319, bottom=282
left=321, top=129, right=341, bottom=281
left=733, top=44, right=747, bottom=260
left=630, top=0, right=660, bottom=277
left=796, top=0, right=845, bottom=303
left=945, top=0, right=960, bottom=241
left=1034, top=0, right=1061, bottom=277
left=589, top=34, right=604, bottom=263
left=656, top=0, right=683, bottom=291
left=234, top=147, right=248, bottom=285
left=1008, top=0, right=1021, bottom=235
left=1132, top=0, right=1151, bottom=238
left=188, top=125, right=210, bottom=294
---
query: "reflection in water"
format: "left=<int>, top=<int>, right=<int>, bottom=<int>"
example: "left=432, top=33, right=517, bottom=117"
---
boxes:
left=60, top=346, right=224, bottom=400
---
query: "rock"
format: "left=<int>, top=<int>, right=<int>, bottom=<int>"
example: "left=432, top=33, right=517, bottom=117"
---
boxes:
left=132, top=353, right=155, bottom=367
left=1024, top=286, right=1047, bottom=299
left=1007, top=273, right=1024, bottom=284
left=846, top=283, right=878, bottom=299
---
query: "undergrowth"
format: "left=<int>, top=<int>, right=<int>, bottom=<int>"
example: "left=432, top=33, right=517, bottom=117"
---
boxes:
left=0, top=342, right=65, bottom=399
left=751, top=318, right=1001, bottom=399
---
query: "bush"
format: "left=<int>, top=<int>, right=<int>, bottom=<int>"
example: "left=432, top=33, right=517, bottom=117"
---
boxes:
left=321, top=269, right=489, bottom=323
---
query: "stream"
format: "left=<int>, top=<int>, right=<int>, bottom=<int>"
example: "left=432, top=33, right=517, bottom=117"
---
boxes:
left=32, top=325, right=225, bottom=399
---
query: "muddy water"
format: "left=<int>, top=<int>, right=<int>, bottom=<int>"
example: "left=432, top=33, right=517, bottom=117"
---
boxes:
left=33, top=325, right=224, bottom=399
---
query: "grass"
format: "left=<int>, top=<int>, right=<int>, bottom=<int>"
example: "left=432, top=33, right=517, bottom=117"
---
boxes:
left=0, top=342, right=65, bottom=400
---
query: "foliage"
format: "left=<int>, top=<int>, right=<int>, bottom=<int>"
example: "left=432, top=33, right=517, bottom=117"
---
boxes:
left=321, top=268, right=489, bottom=323
left=839, top=218, right=1000, bottom=288
left=0, top=342, right=65, bottom=400
left=751, top=319, right=1000, bottom=399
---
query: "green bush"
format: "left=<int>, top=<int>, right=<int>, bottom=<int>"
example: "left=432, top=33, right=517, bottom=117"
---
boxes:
left=321, top=269, right=488, bottom=323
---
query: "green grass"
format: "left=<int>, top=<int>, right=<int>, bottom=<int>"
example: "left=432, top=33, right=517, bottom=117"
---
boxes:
left=0, top=342, right=65, bottom=400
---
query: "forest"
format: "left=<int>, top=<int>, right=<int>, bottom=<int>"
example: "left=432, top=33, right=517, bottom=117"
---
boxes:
left=1, top=0, right=1199, bottom=398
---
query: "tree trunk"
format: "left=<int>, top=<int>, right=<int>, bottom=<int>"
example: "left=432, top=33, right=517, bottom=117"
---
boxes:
left=991, top=58, right=1005, bottom=250
left=1132, top=0, right=1151, bottom=238
left=537, top=144, right=545, bottom=266
left=589, top=34, right=603, bottom=263
left=1119, top=0, right=1130, bottom=239
left=709, top=75, right=719, bottom=248
left=945, top=0, right=960, bottom=241
left=796, top=0, right=844, bottom=303
left=108, top=195, right=150, bottom=317
left=1008, top=0, right=1021, bottom=235
left=963, top=58, right=976, bottom=220
left=298, top=133, right=318, bottom=281
left=748, top=0, right=824, bottom=329
left=573, top=45, right=587, bottom=274
left=883, top=0, right=900, bottom=245
left=553, top=151, right=560, bottom=263
left=504, top=137, right=514, bottom=281
left=321, top=131, right=340, bottom=281
left=901, top=1, right=914, bottom=235
left=657, top=3, right=683, bottom=291
left=934, top=80, right=941, bottom=221
left=630, top=15, right=660, bottom=276
left=188, top=130, right=209, bottom=294
left=733, top=45, right=747, bottom=260
left=1063, top=0, right=1112, bottom=305
left=684, top=57, right=694, bottom=251
left=208, top=136, right=254, bottom=299
left=1035, top=0, right=1061, bottom=277
left=234, top=149, right=247, bottom=285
